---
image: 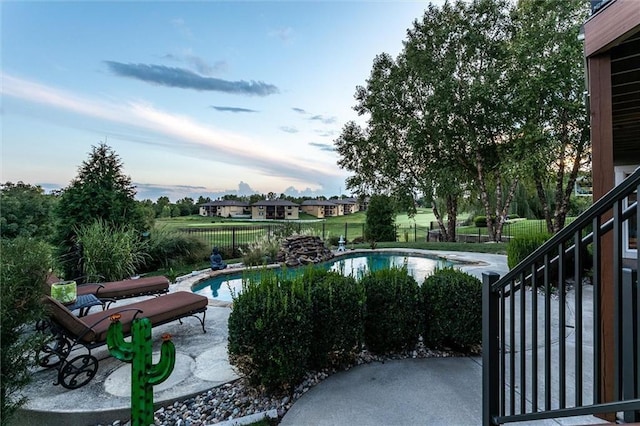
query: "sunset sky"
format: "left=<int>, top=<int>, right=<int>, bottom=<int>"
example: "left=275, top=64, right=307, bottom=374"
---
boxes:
left=2, top=1, right=437, bottom=201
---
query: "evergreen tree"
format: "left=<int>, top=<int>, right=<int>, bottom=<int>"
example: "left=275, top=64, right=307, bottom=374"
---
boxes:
left=365, top=195, right=396, bottom=242
left=54, top=143, right=145, bottom=280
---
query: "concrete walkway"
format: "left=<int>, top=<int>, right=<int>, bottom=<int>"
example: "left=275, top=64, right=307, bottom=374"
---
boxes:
left=13, top=250, right=604, bottom=425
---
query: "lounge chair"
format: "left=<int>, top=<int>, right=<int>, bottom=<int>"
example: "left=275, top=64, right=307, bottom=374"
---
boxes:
left=37, top=291, right=208, bottom=389
left=46, top=276, right=171, bottom=314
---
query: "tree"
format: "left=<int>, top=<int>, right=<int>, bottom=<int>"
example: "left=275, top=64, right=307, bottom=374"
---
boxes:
left=0, top=182, right=57, bottom=241
left=511, top=0, right=590, bottom=232
left=175, top=197, right=196, bottom=216
left=54, top=143, right=145, bottom=280
left=1, top=237, right=51, bottom=424
left=154, top=196, right=171, bottom=218
left=365, top=195, right=396, bottom=242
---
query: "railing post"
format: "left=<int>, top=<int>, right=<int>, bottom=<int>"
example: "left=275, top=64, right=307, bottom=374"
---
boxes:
left=345, top=222, right=348, bottom=242
left=232, top=228, right=236, bottom=256
left=322, top=222, right=325, bottom=240
left=483, top=272, right=501, bottom=426
left=622, top=268, right=639, bottom=422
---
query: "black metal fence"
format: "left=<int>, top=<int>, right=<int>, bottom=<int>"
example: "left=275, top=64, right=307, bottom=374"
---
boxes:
left=483, top=168, right=640, bottom=425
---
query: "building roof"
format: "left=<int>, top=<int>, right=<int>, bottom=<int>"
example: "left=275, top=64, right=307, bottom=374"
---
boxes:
left=252, top=200, right=299, bottom=207
left=301, top=200, right=337, bottom=206
left=333, top=198, right=358, bottom=205
left=200, top=200, right=250, bottom=207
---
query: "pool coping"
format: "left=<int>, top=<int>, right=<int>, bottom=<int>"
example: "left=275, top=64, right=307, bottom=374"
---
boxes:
left=173, top=248, right=496, bottom=306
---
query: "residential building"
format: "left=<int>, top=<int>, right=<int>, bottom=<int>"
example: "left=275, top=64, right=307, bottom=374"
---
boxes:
left=300, top=199, right=337, bottom=218
left=199, top=200, right=251, bottom=218
left=333, top=198, right=360, bottom=214
left=251, top=200, right=299, bottom=220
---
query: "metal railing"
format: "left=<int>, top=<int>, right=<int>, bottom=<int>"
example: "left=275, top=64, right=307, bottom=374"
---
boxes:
left=483, top=167, right=640, bottom=425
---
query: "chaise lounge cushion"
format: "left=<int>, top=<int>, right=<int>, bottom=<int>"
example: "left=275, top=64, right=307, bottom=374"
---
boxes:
left=44, top=291, right=208, bottom=344
left=76, top=276, right=170, bottom=300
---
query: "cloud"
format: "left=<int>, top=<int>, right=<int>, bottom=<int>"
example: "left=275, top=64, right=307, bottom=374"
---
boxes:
left=171, top=18, right=193, bottom=38
left=309, top=142, right=335, bottom=152
left=211, top=106, right=258, bottom=113
left=292, top=107, right=307, bottom=114
left=279, top=126, right=299, bottom=134
left=309, top=114, right=337, bottom=124
left=268, top=27, right=294, bottom=43
left=164, top=53, right=227, bottom=76
left=1, top=73, right=341, bottom=188
left=237, top=181, right=256, bottom=195
left=104, top=61, right=279, bottom=96
left=315, top=129, right=337, bottom=137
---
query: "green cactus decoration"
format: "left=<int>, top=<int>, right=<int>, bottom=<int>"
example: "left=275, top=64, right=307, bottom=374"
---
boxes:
left=107, top=314, right=176, bottom=426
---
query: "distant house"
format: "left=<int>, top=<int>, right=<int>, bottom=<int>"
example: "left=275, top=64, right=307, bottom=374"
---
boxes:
left=301, top=199, right=342, bottom=218
left=199, top=200, right=251, bottom=218
left=251, top=200, right=299, bottom=220
left=333, top=198, right=360, bottom=214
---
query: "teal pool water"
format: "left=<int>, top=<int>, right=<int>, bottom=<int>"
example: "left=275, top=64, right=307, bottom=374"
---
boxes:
left=192, top=252, right=453, bottom=302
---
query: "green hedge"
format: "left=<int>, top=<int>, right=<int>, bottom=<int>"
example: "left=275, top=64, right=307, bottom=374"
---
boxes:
left=507, top=232, right=551, bottom=269
left=422, top=267, right=482, bottom=350
left=307, top=269, right=365, bottom=369
left=361, top=267, right=421, bottom=354
left=227, top=271, right=312, bottom=391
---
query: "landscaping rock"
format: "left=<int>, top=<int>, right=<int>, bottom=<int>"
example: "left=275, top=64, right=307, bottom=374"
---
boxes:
left=276, top=235, right=333, bottom=267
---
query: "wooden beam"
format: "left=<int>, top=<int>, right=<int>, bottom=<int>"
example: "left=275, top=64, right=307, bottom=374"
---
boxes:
left=589, top=53, right=616, bottom=422
left=584, top=0, right=640, bottom=57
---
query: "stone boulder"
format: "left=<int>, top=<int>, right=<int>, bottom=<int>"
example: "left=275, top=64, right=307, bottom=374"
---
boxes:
left=276, top=235, right=334, bottom=267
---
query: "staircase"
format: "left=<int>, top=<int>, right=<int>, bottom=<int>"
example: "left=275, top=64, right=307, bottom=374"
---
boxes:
left=482, top=168, right=640, bottom=425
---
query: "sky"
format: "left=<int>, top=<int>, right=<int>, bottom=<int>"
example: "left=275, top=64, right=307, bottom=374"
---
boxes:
left=1, top=1, right=438, bottom=202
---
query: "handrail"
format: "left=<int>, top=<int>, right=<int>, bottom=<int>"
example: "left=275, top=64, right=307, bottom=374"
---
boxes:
left=492, top=166, right=640, bottom=292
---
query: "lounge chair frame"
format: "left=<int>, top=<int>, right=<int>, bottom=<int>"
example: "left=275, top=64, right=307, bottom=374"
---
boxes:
left=37, top=294, right=207, bottom=389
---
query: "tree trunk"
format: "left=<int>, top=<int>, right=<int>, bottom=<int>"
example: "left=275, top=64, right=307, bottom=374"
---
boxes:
left=431, top=200, right=448, bottom=242
left=475, top=151, right=497, bottom=242
left=445, top=194, right=457, bottom=242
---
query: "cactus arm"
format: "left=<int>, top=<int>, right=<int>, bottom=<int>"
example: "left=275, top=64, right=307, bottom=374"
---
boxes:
left=107, top=316, right=134, bottom=361
left=148, top=339, right=176, bottom=386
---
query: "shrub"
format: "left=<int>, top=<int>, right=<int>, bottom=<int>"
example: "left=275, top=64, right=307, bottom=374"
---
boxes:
left=305, top=269, right=365, bottom=369
left=75, top=219, right=149, bottom=282
left=361, top=267, right=421, bottom=354
left=327, top=235, right=340, bottom=247
left=143, top=227, right=209, bottom=272
left=1, top=237, right=51, bottom=424
left=422, top=267, right=482, bottom=350
left=507, top=232, right=552, bottom=269
left=365, top=195, right=396, bottom=242
left=240, top=235, right=281, bottom=266
left=474, top=216, right=488, bottom=227
left=227, top=272, right=312, bottom=391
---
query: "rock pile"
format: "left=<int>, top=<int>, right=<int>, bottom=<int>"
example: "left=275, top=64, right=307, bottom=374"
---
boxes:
left=276, top=235, right=334, bottom=267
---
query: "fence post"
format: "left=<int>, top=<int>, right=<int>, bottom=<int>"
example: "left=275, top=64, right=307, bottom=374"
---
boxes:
left=483, top=272, right=500, bottom=426
left=322, top=222, right=325, bottom=241
left=414, top=225, right=417, bottom=242
left=232, top=228, right=236, bottom=256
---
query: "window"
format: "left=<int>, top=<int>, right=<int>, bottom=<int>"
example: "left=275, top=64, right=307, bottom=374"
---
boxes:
left=615, top=166, right=638, bottom=259
left=287, top=212, right=292, bottom=216
left=287, top=206, right=291, bottom=210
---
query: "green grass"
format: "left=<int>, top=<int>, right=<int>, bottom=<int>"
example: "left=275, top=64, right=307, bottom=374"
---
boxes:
left=457, top=218, right=575, bottom=239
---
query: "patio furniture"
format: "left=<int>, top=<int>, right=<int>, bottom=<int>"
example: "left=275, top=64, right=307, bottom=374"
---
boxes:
left=37, top=291, right=208, bottom=389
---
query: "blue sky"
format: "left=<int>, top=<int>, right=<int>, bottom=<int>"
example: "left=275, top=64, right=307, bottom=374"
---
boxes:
left=2, top=1, right=436, bottom=201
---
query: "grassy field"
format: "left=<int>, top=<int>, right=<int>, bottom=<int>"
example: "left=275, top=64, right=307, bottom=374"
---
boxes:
left=457, top=218, right=576, bottom=239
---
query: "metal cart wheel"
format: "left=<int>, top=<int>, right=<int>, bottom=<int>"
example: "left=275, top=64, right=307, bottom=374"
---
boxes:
left=58, top=354, right=98, bottom=389
left=36, top=335, right=71, bottom=368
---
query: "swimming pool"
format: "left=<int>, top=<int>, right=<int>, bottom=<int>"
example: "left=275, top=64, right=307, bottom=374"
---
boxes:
left=192, top=252, right=454, bottom=302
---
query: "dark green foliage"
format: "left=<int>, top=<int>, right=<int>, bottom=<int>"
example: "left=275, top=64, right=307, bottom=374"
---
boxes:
left=361, top=267, right=421, bottom=354
left=365, top=195, right=396, bottom=242
left=507, top=233, right=552, bottom=269
left=142, top=227, right=209, bottom=272
left=54, top=143, right=146, bottom=280
left=474, top=216, right=489, bottom=228
left=422, top=268, right=482, bottom=350
left=306, top=269, right=365, bottom=369
left=1, top=237, right=51, bottom=424
left=0, top=181, right=57, bottom=241
left=228, top=272, right=312, bottom=391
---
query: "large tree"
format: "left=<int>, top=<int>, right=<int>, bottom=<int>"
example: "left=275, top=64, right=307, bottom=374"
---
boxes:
left=54, top=143, right=145, bottom=280
left=511, top=0, right=591, bottom=232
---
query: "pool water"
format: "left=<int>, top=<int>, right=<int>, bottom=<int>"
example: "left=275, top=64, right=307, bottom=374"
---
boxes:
left=192, top=252, right=453, bottom=302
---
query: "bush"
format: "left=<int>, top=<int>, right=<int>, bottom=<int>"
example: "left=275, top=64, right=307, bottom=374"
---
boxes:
left=240, top=235, right=281, bottom=266
left=507, top=232, right=552, bottom=269
left=422, top=268, right=482, bottom=350
left=365, top=195, right=396, bottom=242
left=75, top=219, right=149, bottom=282
left=361, top=267, right=421, bottom=354
left=143, top=227, right=209, bottom=272
left=474, top=216, right=488, bottom=227
left=227, top=272, right=312, bottom=391
left=306, top=269, right=365, bottom=369
left=1, top=237, right=51, bottom=424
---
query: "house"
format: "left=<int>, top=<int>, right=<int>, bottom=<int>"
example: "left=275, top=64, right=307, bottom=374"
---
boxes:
left=333, top=198, right=360, bottom=214
left=300, top=199, right=337, bottom=218
left=251, top=200, right=299, bottom=220
left=199, top=200, right=251, bottom=218
left=583, top=0, right=639, bottom=414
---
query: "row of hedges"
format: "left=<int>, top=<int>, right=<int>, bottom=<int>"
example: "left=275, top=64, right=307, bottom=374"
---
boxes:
left=227, top=266, right=482, bottom=391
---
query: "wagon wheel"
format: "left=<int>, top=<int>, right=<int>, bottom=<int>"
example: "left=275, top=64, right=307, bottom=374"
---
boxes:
left=36, top=335, right=71, bottom=368
left=58, top=354, right=98, bottom=389
left=35, top=319, right=51, bottom=332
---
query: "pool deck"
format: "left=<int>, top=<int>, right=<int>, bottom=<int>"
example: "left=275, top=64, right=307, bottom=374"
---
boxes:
left=16, top=249, right=517, bottom=426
